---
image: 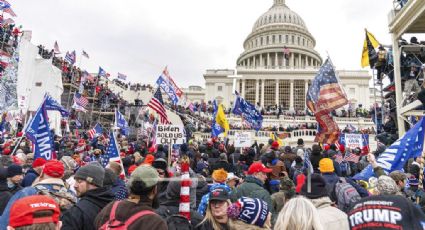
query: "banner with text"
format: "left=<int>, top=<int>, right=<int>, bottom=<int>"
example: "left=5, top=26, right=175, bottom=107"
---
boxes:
left=156, top=125, right=185, bottom=145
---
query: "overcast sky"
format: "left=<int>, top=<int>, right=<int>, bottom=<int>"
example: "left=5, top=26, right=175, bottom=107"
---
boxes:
left=11, top=0, right=410, bottom=87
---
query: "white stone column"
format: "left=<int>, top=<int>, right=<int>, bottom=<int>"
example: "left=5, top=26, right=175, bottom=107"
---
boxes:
left=305, top=56, right=308, bottom=68
left=253, top=56, right=257, bottom=68
left=290, top=80, right=294, bottom=110
left=255, top=79, right=260, bottom=104
left=261, top=79, right=265, bottom=107
left=298, top=54, right=302, bottom=68
left=241, top=79, right=246, bottom=98
left=275, top=52, right=278, bottom=68
left=305, top=80, right=309, bottom=110
left=290, top=53, right=294, bottom=68
left=267, top=53, right=270, bottom=68
left=260, top=54, right=263, bottom=67
left=275, top=79, right=279, bottom=106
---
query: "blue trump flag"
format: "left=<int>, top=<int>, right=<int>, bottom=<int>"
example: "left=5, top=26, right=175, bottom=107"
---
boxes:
left=353, top=117, right=425, bottom=180
left=156, top=75, right=179, bottom=105
left=106, top=131, right=120, bottom=163
left=25, top=100, right=55, bottom=160
left=115, top=110, right=129, bottom=136
left=211, top=100, right=225, bottom=137
left=232, top=92, right=263, bottom=131
left=44, top=94, right=69, bottom=117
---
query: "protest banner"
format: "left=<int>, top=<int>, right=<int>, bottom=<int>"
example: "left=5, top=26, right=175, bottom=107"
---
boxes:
left=156, top=125, right=185, bottom=145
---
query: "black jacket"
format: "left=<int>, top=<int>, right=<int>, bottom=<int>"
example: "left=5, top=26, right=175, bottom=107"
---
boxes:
left=0, top=168, right=11, bottom=216
left=21, top=168, right=39, bottom=187
left=156, top=200, right=203, bottom=229
left=61, top=187, right=114, bottom=230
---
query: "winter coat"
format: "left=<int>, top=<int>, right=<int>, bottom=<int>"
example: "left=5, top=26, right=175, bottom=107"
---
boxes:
left=95, top=197, right=167, bottom=230
left=310, top=152, right=322, bottom=173
left=195, top=220, right=230, bottom=230
left=61, top=187, right=115, bottom=230
left=0, top=169, right=11, bottom=216
left=110, top=178, right=128, bottom=200
left=310, top=197, right=349, bottom=229
left=321, top=172, right=339, bottom=197
left=196, top=178, right=209, bottom=209
left=231, top=176, right=274, bottom=213
left=21, top=168, right=39, bottom=187
left=156, top=200, right=203, bottom=228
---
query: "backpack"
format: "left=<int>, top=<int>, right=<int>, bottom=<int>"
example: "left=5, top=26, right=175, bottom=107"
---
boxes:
left=292, top=165, right=304, bottom=181
left=34, top=185, right=77, bottom=212
left=334, top=177, right=361, bottom=212
left=339, top=161, right=351, bottom=176
left=166, top=214, right=193, bottom=230
left=99, top=201, right=156, bottom=230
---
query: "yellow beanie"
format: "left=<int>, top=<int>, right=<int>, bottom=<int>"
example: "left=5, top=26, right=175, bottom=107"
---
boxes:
left=319, top=158, right=334, bottom=173
left=212, top=168, right=228, bottom=183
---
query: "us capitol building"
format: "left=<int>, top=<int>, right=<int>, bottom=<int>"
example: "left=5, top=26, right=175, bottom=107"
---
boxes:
left=184, top=0, right=373, bottom=111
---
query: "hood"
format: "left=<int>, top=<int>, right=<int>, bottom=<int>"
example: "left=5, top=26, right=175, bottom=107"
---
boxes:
left=309, top=196, right=333, bottom=209
left=244, top=176, right=264, bottom=187
left=81, top=186, right=114, bottom=208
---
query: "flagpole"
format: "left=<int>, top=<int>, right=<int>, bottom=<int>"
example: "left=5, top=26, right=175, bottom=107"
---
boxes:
left=372, top=69, right=379, bottom=133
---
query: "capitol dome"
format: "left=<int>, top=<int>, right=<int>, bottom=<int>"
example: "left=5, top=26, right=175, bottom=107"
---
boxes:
left=252, top=0, right=307, bottom=32
left=237, top=0, right=322, bottom=69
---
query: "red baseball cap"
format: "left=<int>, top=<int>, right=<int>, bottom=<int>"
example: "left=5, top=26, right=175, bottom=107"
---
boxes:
left=248, top=162, right=272, bottom=175
left=32, top=158, right=47, bottom=168
left=9, top=195, right=60, bottom=228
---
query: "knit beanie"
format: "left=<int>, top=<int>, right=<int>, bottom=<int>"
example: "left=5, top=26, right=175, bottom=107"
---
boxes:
left=300, top=173, right=329, bottom=199
left=74, top=162, right=105, bottom=187
left=319, top=158, right=334, bottom=173
left=227, top=197, right=270, bottom=227
left=377, top=175, right=398, bottom=195
left=7, top=164, right=23, bottom=178
left=42, top=160, right=65, bottom=178
left=212, top=168, right=228, bottom=183
left=408, top=175, right=419, bottom=186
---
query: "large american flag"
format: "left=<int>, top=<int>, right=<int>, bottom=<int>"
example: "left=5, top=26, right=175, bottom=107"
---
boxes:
left=148, top=88, right=170, bottom=124
left=73, top=93, right=89, bottom=108
left=307, top=58, right=348, bottom=144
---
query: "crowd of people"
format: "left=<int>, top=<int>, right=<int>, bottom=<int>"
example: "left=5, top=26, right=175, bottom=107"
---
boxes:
left=1, top=126, right=425, bottom=229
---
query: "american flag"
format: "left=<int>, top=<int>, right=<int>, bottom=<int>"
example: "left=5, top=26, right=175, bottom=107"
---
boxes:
left=307, top=58, right=347, bottom=144
left=82, top=50, right=89, bottom=59
left=73, top=93, right=88, bottom=108
left=65, top=50, right=76, bottom=65
left=3, top=17, right=13, bottom=25
left=87, top=123, right=102, bottom=139
left=335, top=152, right=360, bottom=164
left=148, top=88, right=170, bottom=124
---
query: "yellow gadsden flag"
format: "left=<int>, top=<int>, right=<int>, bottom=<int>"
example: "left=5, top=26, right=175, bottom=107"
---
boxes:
left=361, top=29, right=380, bottom=68
left=216, top=104, right=230, bottom=136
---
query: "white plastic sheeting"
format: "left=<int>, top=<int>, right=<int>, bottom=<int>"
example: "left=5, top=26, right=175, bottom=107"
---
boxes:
left=17, top=36, right=64, bottom=136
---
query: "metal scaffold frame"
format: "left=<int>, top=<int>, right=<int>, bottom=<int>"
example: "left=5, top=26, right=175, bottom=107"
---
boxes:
left=388, top=0, right=425, bottom=137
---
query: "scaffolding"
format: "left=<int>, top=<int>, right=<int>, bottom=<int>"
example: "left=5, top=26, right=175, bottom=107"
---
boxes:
left=389, top=0, right=425, bottom=137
